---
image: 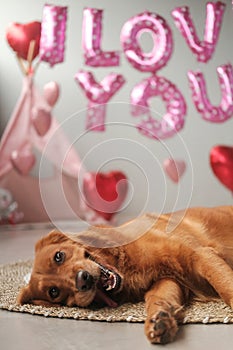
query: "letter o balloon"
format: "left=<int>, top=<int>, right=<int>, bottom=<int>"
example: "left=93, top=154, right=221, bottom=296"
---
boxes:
left=121, top=11, right=173, bottom=73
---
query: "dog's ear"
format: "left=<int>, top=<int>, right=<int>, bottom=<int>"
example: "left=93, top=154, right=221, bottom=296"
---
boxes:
left=17, top=286, right=58, bottom=307
left=17, top=285, right=33, bottom=305
left=35, top=231, right=69, bottom=252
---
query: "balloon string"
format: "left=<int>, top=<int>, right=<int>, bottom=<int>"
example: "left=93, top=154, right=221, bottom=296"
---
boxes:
left=27, top=40, right=35, bottom=73
left=15, top=41, right=41, bottom=77
left=16, top=55, right=27, bottom=75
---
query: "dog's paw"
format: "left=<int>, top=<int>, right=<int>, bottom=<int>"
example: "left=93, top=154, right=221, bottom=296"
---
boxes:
left=145, top=310, right=178, bottom=344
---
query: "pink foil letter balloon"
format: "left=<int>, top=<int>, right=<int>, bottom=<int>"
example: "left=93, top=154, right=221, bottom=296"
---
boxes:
left=121, top=11, right=173, bottom=72
left=39, top=4, right=67, bottom=67
left=172, top=2, right=226, bottom=63
left=75, top=71, right=125, bottom=131
left=82, top=8, right=120, bottom=67
left=131, top=75, right=186, bottom=140
left=188, top=64, right=233, bottom=123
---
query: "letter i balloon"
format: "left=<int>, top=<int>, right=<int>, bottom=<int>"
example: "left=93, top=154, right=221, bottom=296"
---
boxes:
left=39, top=4, right=67, bottom=67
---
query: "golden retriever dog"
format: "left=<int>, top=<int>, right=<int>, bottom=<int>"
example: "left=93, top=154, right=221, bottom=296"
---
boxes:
left=18, top=206, right=233, bottom=344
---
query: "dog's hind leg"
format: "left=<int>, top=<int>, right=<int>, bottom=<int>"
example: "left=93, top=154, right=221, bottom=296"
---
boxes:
left=144, top=279, right=184, bottom=344
left=193, top=247, right=233, bottom=308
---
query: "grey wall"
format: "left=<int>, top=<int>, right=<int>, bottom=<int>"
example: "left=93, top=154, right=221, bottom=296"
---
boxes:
left=0, top=0, right=232, bottom=220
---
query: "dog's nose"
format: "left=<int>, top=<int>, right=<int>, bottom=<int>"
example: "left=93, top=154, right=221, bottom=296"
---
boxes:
left=76, top=270, right=94, bottom=292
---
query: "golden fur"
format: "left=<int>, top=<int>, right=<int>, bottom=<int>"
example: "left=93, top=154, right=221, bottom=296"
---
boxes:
left=18, top=206, right=233, bottom=344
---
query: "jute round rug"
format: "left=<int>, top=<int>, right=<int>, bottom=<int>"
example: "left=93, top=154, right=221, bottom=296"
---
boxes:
left=1, top=260, right=233, bottom=324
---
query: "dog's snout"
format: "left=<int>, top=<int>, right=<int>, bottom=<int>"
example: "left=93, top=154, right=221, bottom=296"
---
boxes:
left=76, top=270, right=94, bottom=292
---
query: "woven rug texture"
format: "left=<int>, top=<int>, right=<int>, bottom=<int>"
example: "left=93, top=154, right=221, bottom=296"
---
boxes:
left=1, top=260, right=233, bottom=324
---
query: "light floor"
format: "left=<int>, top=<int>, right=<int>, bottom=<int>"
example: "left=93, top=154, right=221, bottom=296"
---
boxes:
left=1, top=225, right=233, bottom=350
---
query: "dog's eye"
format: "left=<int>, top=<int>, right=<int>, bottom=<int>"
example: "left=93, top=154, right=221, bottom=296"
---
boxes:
left=54, top=251, right=66, bottom=264
left=49, top=287, right=60, bottom=299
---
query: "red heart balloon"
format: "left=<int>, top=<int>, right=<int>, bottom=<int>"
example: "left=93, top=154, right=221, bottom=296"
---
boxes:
left=6, top=21, right=41, bottom=60
left=83, top=171, right=128, bottom=220
left=210, top=145, right=233, bottom=192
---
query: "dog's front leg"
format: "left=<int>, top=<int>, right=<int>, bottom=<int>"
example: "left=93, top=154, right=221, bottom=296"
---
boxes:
left=144, top=278, right=184, bottom=344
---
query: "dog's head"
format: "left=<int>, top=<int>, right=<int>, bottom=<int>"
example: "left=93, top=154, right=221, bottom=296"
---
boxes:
left=17, top=230, right=123, bottom=308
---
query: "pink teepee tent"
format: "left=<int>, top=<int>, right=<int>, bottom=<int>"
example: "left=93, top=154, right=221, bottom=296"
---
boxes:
left=0, top=74, right=98, bottom=224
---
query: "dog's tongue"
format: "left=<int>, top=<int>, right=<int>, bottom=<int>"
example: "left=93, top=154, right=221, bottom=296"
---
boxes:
left=95, top=288, right=118, bottom=308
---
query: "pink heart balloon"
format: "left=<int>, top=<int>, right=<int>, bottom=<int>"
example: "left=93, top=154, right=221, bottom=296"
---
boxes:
left=32, top=107, right=52, bottom=136
left=11, top=148, right=36, bottom=175
left=43, top=82, right=60, bottom=107
left=163, top=158, right=186, bottom=183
